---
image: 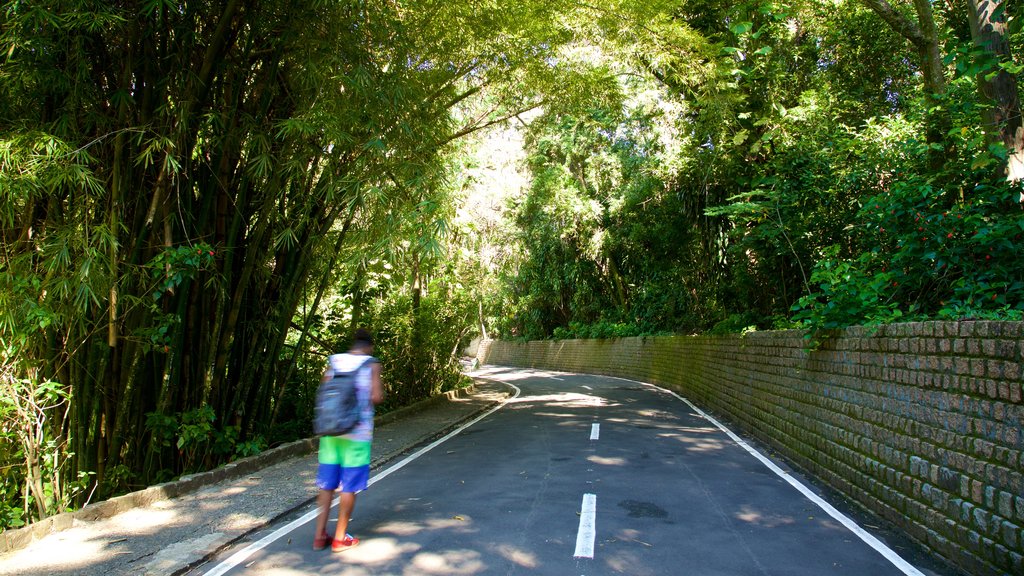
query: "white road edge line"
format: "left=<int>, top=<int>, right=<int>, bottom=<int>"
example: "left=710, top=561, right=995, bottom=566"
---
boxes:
left=625, top=378, right=926, bottom=576
left=201, top=379, right=521, bottom=576
left=590, top=423, right=600, bottom=441
left=574, top=493, right=597, bottom=559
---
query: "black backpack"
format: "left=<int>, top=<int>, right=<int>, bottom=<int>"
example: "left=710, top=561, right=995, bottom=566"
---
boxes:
left=313, top=356, right=371, bottom=436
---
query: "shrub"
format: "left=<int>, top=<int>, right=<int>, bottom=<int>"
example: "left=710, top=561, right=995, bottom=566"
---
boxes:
left=794, top=176, right=1024, bottom=328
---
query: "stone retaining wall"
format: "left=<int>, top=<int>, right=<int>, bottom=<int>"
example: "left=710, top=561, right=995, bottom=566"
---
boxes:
left=478, top=322, right=1023, bottom=575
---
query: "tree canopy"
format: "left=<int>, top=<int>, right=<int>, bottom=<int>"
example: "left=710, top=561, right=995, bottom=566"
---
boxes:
left=489, top=0, right=1024, bottom=340
left=2, top=0, right=1023, bottom=529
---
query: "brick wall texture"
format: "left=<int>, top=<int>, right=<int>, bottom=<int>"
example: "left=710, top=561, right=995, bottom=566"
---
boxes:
left=478, top=321, right=1024, bottom=576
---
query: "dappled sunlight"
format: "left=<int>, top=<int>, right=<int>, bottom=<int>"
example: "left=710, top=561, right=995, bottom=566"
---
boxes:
left=587, top=455, right=628, bottom=466
left=219, top=511, right=268, bottom=531
left=376, top=520, right=428, bottom=536
left=220, top=485, right=250, bottom=496
left=113, top=507, right=178, bottom=528
left=427, top=515, right=477, bottom=532
left=818, top=517, right=846, bottom=532
left=375, top=514, right=478, bottom=538
left=287, top=511, right=539, bottom=575
left=604, top=408, right=713, bottom=430
left=534, top=411, right=591, bottom=421
left=508, top=392, right=607, bottom=408
left=735, top=506, right=797, bottom=528
left=250, top=563, right=313, bottom=576
left=474, top=367, right=561, bottom=382
left=613, top=528, right=646, bottom=542
left=375, top=514, right=475, bottom=536
left=404, top=549, right=486, bottom=575
left=492, top=543, right=539, bottom=568
left=671, top=425, right=718, bottom=434
left=604, top=547, right=657, bottom=576
left=301, top=519, right=499, bottom=575
left=337, top=537, right=422, bottom=565
left=659, top=431, right=729, bottom=453
left=523, top=370, right=570, bottom=380
left=603, top=417, right=682, bottom=432
left=197, top=499, right=232, bottom=513
left=3, top=532, right=114, bottom=572
left=634, top=409, right=679, bottom=420
left=0, top=503, right=193, bottom=575
left=245, top=550, right=307, bottom=574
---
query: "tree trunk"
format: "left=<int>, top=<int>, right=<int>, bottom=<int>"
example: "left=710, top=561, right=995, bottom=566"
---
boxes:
left=411, top=255, right=424, bottom=397
left=208, top=183, right=277, bottom=416
left=478, top=299, right=488, bottom=341
left=966, top=0, right=1024, bottom=184
left=24, top=445, right=48, bottom=520
left=860, top=0, right=949, bottom=166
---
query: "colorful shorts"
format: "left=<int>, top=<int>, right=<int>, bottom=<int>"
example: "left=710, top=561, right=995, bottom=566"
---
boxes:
left=316, top=436, right=371, bottom=492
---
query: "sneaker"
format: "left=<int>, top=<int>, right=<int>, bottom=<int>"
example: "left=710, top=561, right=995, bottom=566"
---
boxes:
left=313, top=533, right=333, bottom=551
left=331, top=534, right=360, bottom=553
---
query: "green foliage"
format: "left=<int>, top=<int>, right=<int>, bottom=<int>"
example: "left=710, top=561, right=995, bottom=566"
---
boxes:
left=147, top=244, right=217, bottom=302
left=0, top=420, right=26, bottom=529
left=0, top=376, right=87, bottom=527
left=707, top=312, right=794, bottom=335
left=144, top=412, right=178, bottom=450
left=370, top=285, right=476, bottom=410
left=143, top=406, right=260, bottom=480
left=104, top=464, right=134, bottom=496
left=268, top=263, right=478, bottom=444
left=0, top=500, right=24, bottom=530
left=794, top=176, right=1024, bottom=328
left=493, top=0, right=1024, bottom=344
left=552, top=320, right=660, bottom=340
left=234, top=437, right=268, bottom=459
left=784, top=5, right=1024, bottom=333
left=2, top=0, right=571, bottom=523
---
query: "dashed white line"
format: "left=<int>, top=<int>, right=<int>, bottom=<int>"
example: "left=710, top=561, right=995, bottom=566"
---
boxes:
left=590, top=423, right=600, bottom=440
left=574, top=493, right=597, bottom=559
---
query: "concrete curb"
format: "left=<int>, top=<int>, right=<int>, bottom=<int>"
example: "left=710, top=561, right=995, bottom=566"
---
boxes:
left=0, top=384, right=482, bottom=556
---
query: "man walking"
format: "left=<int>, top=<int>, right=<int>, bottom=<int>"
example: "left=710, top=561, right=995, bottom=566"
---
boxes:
left=313, top=328, right=383, bottom=552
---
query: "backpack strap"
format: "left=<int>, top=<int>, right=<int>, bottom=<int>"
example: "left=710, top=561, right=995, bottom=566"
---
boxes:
left=328, top=353, right=373, bottom=377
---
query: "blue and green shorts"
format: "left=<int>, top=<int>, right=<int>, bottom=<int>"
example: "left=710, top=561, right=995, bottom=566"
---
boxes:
left=316, top=436, right=371, bottom=492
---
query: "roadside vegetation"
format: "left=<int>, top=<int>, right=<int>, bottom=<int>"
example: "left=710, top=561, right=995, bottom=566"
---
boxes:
left=493, top=2, right=1024, bottom=340
left=2, top=0, right=1022, bottom=530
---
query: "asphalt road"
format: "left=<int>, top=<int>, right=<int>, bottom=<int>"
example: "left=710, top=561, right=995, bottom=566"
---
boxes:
left=194, top=367, right=951, bottom=576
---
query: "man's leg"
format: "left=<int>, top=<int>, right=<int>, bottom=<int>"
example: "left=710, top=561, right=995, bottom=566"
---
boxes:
left=331, top=437, right=368, bottom=550
left=314, top=436, right=343, bottom=547
left=334, top=491, right=357, bottom=540
left=315, top=489, right=334, bottom=538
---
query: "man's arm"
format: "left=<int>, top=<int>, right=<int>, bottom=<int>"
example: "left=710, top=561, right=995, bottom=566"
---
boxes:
left=370, top=362, right=384, bottom=405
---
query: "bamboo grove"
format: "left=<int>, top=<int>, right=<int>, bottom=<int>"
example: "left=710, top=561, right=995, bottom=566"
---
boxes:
left=3, top=0, right=1024, bottom=531
left=0, top=0, right=563, bottom=525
